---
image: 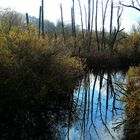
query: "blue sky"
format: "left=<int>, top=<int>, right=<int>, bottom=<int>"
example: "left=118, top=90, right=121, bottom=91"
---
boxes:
left=0, top=0, right=139, bottom=32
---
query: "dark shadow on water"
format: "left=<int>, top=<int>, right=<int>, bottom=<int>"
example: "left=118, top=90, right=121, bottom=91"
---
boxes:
left=0, top=91, right=80, bottom=140
left=0, top=70, right=127, bottom=140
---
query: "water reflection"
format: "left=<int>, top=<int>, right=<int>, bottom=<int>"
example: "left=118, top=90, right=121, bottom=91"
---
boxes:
left=0, top=71, right=126, bottom=140
left=67, top=71, right=126, bottom=140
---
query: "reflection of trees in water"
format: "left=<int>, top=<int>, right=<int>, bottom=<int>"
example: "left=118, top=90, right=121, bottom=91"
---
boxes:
left=0, top=91, right=80, bottom=140
left=0, top=72, right=126, bottom=140
left=71, top=71, right=126, bottom=140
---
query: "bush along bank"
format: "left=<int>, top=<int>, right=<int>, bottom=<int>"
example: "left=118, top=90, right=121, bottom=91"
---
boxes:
left=0, top=26, right=84, bottom=108
left=122, top=67, right=140, bottom=140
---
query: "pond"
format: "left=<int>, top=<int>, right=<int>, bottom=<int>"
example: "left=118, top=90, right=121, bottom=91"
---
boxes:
left=64, top=71, right=127, bottom=140
left=0, top=71, right=127, bottom=140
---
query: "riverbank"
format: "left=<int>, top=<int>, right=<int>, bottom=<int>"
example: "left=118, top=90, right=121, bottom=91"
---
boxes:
left=0, top=26, right=84, bottom=107
left=80, top=48, right=140, bottom=71
left=122, top=67, right=140, bottom=140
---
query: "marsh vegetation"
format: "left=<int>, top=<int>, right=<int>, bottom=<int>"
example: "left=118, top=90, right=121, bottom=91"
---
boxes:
left=0, top=0, right=140, bottom=139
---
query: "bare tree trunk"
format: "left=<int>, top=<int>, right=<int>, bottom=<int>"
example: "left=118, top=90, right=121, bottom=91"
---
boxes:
left=25, top=13, right=29, bottom=26
left=60, top=4, right=66, bottom=45
left=87, top=0, right=95, bottom=53
left=39, top=6, right=42, bottom=38
left=90, top=0, right=94, bottom=33
left=42, top=0, right=45, bottom=38
left=86, top=0, right=91, bottom=52
left=78, top=0, right=85, bottom=49
left=101, top=0, right=109, bottom=50
left=109, top=0, right=113, bottom=36
left=88, top=0, right=91, bottom=34
left=72, top=0, right=76, bottom=39
left=71, top=0, right=76, bottom=54
left=84, top=6, right=88, bottom=32
left=25, top=13, right=30, bottom=32
left=95, top=0, right=100, bottom=51
left=110, top=5, right=124, bottom=51
left=101, top=0, right=104, bottom=50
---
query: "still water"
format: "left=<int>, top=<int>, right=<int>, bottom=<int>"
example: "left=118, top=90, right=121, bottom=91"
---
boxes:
left=0, top=71, right=127, bottom=140
left=64, top=71, right=126, bottom=140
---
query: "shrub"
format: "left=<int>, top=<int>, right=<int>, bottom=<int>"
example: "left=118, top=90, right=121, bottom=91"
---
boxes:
left=123, top=67, right=140, bottom=139
left=0, top=26, right=83, bottom=107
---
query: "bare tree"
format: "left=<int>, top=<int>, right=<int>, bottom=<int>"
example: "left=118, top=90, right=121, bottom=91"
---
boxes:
left=60, top=4, right=66, bottom=44
left=72, top=0, right=124, bottom=54
left=110, top=0, right=113, bottom=36
left=88, top=0, right=91, bottom=34
left=25, top=13, right=29, bottom=26
left=38, top=6, right=42, bottom=37
left=110, top=5, right=124, bottom=52
left=71, top=0, right=76, bottom=54
left=41, top=0, right=45, bottom=38
left=101, top=0, right=109, bottom=49
left=120, top=0, right=140, bottom=12
left=78, top=0, right=85, bottom=47
left=95, top=0, right=110, bottom=51
left=87, top=0, right=94, bottom=52
left=95, top=0, right=100, bottom=51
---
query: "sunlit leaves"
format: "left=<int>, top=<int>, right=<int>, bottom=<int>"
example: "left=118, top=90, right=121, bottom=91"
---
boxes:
left=0, top=22, right=83, bottom=106
left=124, top=67, right=140, bottom=124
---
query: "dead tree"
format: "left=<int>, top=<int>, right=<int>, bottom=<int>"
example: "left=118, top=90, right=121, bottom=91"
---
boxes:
left=101, top=0, right=109, bottom=49
left=39, top=6, right=42, bottom=37
left=77, top=0, right=94, bottom=52
left=78, top=0, right=85, bottom=48
left=86, top=0, right=91, bottom=52
left=88, top=0, right=91, bottom=35
left=60, top=4, right=66, bottom=44
left=41, top=0, right=45, bottom=38
left=94, top=0, right=124, bottom=52
left=110, top=0, right=113, bottom=36
left=95, top=0, right=100, bottom=51
left=25, top=13, right=30, bottom=32
left=88, top=0, right=95, bottom=52
left=90, top=0, right=95, bottom=36
left=76, top=0, right=124, bottom=54
left=71, top=0, right=76, bottom=54
left=120, top=0, right=140, bottom=12
left=110, top=5, right=124, bottom=52
left=25, top=13, right=29, bottom=26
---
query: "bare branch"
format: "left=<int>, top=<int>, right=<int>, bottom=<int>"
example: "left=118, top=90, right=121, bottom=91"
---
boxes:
left=120, top=1, right=140, bottom=12
left=136, top=0, right=140, bottom=7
